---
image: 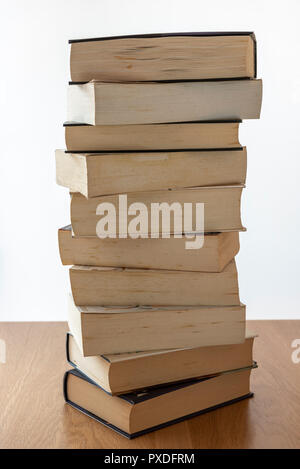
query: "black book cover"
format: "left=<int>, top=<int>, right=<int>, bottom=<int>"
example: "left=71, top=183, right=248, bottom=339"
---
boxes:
left=63, top=366, right=255, bottom=439
left=69, top=31, right=255, bottom=44
left=69, top=77, right=255, bottom=85
left=64, top=147, right=244, bottom=154
left=63, top=119, right=243, bottom=127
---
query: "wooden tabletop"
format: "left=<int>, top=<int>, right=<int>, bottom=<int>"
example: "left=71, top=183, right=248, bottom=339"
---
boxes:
left=0, top=320, right=300, bottom=449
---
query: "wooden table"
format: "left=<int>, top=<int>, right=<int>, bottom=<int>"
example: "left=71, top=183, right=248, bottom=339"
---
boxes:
left=0, top=321, right=300, bottom=449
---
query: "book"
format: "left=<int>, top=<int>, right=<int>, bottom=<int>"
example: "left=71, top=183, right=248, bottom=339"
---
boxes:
left=67, top=79, right=262, bottom=125
left=56, top=147, right=247, bottom=198
left=69, top=259, right=240, bottom=307
left=70, top=185, right=245, bottom=237
left=63, top=366, right=255, bottom=438
left=64, top=121, right=242, bottom=152
left=69, top=32, right=256, bottom=82
left=66, top=332, right=255, bottom=394
left=58, top=225, right=239, bottom=272
left=68, top=297, right=245, bottom=355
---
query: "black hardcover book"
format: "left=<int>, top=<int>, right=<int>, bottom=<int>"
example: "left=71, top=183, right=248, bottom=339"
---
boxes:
left=63, top=366, right=255, bottom=439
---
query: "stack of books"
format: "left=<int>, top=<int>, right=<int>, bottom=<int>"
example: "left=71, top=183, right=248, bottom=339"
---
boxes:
left=56, top=32, right=262, bottom=438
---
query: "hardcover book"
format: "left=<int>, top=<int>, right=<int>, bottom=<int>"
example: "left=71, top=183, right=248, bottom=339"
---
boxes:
left=64, top=365, right=255, bottom=438
left=69, top=32, right=256, bottom=82
left=66, top=332, right=255, bottom=394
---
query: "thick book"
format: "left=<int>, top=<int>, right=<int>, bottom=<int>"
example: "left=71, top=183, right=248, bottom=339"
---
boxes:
left=69, top=259, right=240, bottom=307
left=69, top=32, right=256, bottom=82
left=70, top=186, right=245, bottom=237
left=59, top=225, right=239, bottom=272
left=64, top=121, right=242, bottom=152
left=67, top=79, right=262, bottom=125
left=63, top=366, right=255, bottom=438
left=68, top=297, right=245, bottom=355
left=56, top=147, right=247, bottom=197
left=66, top=332, right=256, bottom=394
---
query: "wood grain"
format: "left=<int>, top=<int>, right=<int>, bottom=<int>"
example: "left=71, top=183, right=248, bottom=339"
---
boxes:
left=0, top=321, right=300, bottom=448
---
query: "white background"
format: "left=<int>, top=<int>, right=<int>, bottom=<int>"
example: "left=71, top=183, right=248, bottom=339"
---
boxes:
left=0, top=0, right=299, bottom=321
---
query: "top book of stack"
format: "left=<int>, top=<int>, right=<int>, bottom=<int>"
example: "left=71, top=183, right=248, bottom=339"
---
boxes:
left=67, top=33, right=262, bottom=125
left=69, top=32, right=256, bottom=82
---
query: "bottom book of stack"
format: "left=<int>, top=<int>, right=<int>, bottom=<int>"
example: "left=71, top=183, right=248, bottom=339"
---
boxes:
left=64, top=333, right=257, bottom=438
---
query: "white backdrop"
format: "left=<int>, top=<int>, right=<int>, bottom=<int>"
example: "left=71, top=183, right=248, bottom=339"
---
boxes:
left=0, top=0, right=300, bottom=320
